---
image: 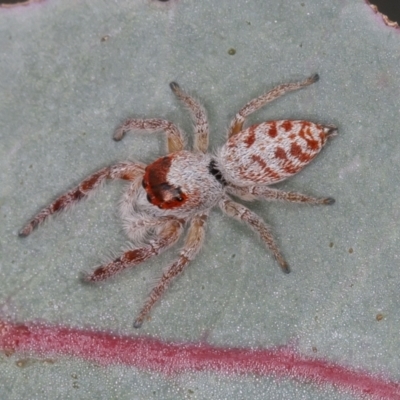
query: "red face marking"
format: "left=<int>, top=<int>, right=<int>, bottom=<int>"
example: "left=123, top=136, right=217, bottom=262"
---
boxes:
left=143, top=156, right=188, bottom=209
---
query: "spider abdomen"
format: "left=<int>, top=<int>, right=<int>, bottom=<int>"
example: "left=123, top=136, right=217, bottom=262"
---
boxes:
left=218, top=120, right=336, bottom=187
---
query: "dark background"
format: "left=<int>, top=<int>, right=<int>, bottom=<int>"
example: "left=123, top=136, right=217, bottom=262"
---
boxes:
left=370, top=0, right=400, bottom=23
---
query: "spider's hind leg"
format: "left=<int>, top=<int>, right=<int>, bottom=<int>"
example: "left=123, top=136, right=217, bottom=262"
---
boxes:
left=228, top=74, right=319, bottom=137
left=219, top=195, right=289, bottom=273
left=227, top=185, right=335, bottom=205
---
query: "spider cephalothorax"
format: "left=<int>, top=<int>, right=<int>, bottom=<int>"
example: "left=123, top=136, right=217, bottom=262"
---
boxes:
left=142, top=151, right=224, bottom=215
left=20, top=74, right=337, bottom=328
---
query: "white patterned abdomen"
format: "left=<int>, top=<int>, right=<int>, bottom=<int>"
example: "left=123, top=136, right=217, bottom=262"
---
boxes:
left=217, top=120, right=333, bottom=187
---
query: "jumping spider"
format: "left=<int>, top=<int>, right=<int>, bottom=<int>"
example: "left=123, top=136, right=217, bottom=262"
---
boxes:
left=20, top=74, right=337, bottom=328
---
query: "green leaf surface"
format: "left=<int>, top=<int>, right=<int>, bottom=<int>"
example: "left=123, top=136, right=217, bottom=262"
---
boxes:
left=1, top=1, right=399, bottom=398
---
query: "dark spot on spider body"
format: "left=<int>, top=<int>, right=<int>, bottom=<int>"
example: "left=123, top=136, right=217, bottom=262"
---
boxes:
left=208, top=159, right=227, bottom=186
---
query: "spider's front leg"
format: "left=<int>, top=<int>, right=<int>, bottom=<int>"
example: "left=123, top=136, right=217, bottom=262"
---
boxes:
left=229, top=74, right=319, bottom=137
left=219, top=195, right=289, bottom=273
left=113, top=118, right=185, bottom=153
left=133, top=213, right=207, bottom=328
left=19, top=162, right=145, bottom=237
left=169, top=82, right=209, bottom=153
left=83, top=218, right=184, bottom=282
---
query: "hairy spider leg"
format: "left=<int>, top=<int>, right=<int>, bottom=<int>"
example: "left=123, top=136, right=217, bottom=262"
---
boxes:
left=19, top=162, right=145, bottom=237
left=219, top=196, right=289, bottom=273
left=133, top=213, right=207, bottom=328
left=83, top=219, right=184, bottom=282
left=228, top=74, right=319, bottom=137
left=227, top=185, right=335, bottom=205
left=113, top=118, right=185, bottom=153
left=169, top=82, right=209, bottom=153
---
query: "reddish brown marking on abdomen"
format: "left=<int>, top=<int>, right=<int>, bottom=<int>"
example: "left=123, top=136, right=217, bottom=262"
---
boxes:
left=251, top=155, right=281, bottom=181
left=251, top=154, right=267, bottom=169
left=307, top=139, right=320, bottom=151
left=268, top=122, right=278, bottom=138
left=281, top=121, right=293, bottom=131
left=299, top=125, right=320, bottom=151
left=275, top=147, right=288, bottom=160
left=290, top=142, right=312, bottom=163
left=244, top=127, right=256, bottom=148
left=319, top=132, right=327, bottom=142
left=283, top=162, right=301, bottom=175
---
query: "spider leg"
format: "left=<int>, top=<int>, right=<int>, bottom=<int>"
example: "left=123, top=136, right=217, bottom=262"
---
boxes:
left=133, top=213, right=207, bottom=328
left=83, top=218, right=184, bottom=282
left=169, top=82, right=209, bottom=154
left=228, top=74, right=319, bottom=137
left=113, top=118, right=185, bottom=153
left=219, top=195, right=289, bottom=273
left=227, top=185, right=335, bottom=205
left=122, top=215, right=182, bottom=246
left=19, top=162, right=145, bottom=237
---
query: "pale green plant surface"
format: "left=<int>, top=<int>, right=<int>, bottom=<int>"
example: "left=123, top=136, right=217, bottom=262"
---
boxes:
left=1, top=1, right=399, bottom=399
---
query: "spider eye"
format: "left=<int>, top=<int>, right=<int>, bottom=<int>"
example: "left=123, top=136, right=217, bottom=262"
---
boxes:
left=165, top=188, right=185, bottom=204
